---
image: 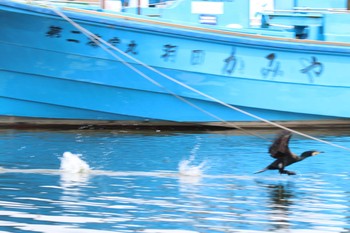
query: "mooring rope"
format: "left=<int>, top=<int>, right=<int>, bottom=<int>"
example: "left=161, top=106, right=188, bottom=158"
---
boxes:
left=37, top=1, right=350, bottom=151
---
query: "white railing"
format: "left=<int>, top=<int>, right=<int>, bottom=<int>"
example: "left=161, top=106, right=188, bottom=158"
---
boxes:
left=19, top=0, right=100, bottom=6
left=17, top=0, right=150, bottom=12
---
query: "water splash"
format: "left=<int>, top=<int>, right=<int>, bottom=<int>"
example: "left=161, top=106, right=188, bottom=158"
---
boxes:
left=60, top=152, right=90, bottom=173
left=178, top=155, right=206, bottom=177
left=178, top=155, right=207, bottom=188
left=59, top=152, right=91, bottom=188
left=179, top=137, right=206, bottom=177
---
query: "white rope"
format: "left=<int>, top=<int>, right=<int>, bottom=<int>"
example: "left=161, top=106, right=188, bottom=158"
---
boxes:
left=41, top=1, right=350, bottom=151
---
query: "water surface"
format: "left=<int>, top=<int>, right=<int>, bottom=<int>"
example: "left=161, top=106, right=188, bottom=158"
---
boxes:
left=0, top=129, right=350, bottom=232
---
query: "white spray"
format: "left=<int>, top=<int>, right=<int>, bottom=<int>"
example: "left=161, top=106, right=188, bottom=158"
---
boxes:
left=59, top=152, right=91, bottom=188
left=178, top=137, right=207, bottom=177
left=60, top=152, right=90, bottom=173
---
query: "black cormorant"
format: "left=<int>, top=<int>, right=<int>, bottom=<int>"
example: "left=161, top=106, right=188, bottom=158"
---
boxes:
left=255, top=130, right=323, bottom=175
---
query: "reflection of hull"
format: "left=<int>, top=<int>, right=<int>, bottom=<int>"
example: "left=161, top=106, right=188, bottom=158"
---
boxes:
left=1, top=1, right=350, bottom=128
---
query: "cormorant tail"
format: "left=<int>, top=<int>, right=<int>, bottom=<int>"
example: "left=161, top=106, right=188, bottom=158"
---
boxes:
left=254, top=167, right=268, bottom=174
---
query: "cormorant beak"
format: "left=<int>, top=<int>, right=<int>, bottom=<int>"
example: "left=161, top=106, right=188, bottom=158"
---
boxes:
left=312, top=151, right=324, bottom=156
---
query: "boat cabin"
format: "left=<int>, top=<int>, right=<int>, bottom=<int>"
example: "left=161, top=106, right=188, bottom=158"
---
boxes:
left=262, top=0, right=350, bottom=41
left=122, top=0, right=350, bottom=42
left=22, top=0, right=350, bottom=42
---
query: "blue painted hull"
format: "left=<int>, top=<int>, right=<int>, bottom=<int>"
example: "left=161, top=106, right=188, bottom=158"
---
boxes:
left=1, top=0, right=350, bottom=127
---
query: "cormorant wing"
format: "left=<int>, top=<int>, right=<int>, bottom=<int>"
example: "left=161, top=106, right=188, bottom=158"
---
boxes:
left=268, top=130, right=293, bottom=159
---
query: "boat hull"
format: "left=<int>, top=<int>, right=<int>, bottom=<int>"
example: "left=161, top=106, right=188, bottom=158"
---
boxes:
left=1, top=1, right=350, bottom=128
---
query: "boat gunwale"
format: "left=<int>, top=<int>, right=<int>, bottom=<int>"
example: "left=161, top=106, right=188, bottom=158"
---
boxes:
left=2, top=0, right=350, bottom=54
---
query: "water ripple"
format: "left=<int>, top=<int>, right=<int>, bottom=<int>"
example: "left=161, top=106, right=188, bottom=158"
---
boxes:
left=1, top=130, right=350, bottom=232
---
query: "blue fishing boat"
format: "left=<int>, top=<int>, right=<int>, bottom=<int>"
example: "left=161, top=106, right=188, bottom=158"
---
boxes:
left=1, top=0, right=350, bottom=128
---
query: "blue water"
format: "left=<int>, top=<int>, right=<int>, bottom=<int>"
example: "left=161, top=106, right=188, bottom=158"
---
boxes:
left=1, top=129, right=350, bottom=233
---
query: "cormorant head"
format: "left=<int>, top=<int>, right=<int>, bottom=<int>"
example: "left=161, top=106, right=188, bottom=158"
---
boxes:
left=301, top=150, right=324, bottom=158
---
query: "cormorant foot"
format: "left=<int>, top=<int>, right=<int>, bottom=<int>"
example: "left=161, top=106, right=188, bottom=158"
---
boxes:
left=286, top=171, right=296, bottom=176
left=279, top=170, right=296, bottom=175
